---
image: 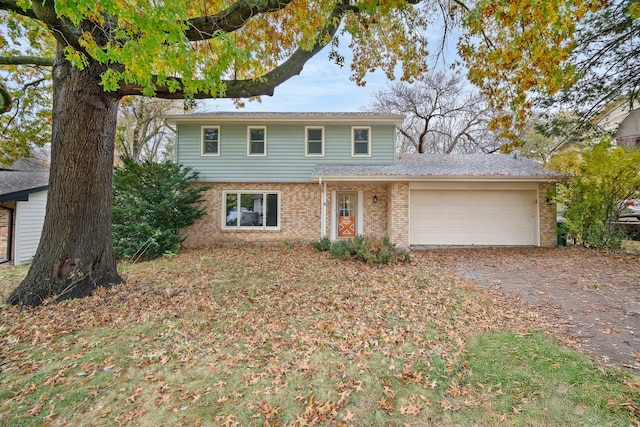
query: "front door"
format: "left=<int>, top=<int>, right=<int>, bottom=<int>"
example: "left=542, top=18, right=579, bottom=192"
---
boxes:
left=337, top=192, right=357, bottom=238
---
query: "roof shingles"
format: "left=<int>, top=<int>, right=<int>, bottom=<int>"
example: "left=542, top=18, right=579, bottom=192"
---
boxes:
left=312, top=153, right=560, bottom=179
left=0, top=158, right=50, bottom=200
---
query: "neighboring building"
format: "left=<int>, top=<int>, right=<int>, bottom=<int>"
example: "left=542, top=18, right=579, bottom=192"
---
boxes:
left=0, top=158, right=49, bottom=265
left=167, top=112, right=559, bottom=248
left=616, top=108, right=640, bottom=147
left=593, top=99, right=640, bottom=148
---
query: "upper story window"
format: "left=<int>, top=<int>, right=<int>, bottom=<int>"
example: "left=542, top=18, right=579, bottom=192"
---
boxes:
left=352, top=126, right=371, bottom=157
left=201, top=126, right=220, bottom=155
left=248, top=126, right=267, bottom=156
left=305, top=126, right=324, bottom=156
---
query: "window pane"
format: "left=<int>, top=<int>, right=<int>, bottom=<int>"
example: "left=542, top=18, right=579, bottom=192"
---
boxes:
left=308, top=128, right=322, bottom=141
left=204, top=141, right=218, bottom=154
left=204, top=128, right=218, bottom=141
left=307, top=141, right=322, bottom=155
left=354, top=141, right=369, bottom=155
left=250, top=128, right=264, bottom=141
left=239, top=193, right=263, bottom=226
left=250, top=141, right=264, bottom=154
left=266, top=193, right=278, bottom=227
left=354, top=128, right=369, bottom=142
left=225, top=193, right=238, bottom=226
left=203, top=128, right=219, bottom=154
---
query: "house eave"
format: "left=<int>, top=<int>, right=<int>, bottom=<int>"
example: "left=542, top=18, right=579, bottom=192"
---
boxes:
left=311, top=175, right=559, bottom=183
left=165, top=112, right=405, bottom=127
left=0, top=185, right=48, bottom=202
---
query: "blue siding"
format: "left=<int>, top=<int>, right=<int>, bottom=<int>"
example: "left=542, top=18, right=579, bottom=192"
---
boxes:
left=176, top=123, right=396, bottom=182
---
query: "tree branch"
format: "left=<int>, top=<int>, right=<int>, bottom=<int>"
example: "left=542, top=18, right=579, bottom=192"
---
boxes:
left=0, top=0, right=37, bottom=19
left=183, top=0, right=296, bottom=40
left=0, top=55, right=55, bottom=66
left=119, top=7, right=342, bottom=99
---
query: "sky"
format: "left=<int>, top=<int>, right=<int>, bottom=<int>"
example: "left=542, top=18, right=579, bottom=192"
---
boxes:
left=202, top=25, right=461, bottom=114
left=201, top=44, right=391, bottom=114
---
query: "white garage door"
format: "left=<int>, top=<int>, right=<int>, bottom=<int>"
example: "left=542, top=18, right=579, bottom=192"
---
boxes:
left=410, top=190, right=537, bottom=246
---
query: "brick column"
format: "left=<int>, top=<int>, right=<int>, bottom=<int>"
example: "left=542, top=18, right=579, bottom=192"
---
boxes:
left=539, top=182, right=558, bottom=247
left=387, top=182, right=409, bottom=247
left=0, top=202, right=16, bottom=262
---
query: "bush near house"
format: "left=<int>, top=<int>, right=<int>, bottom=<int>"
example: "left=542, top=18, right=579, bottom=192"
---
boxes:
left=314, top=235, right=410, bottom=264
left=112, top=158, right=208, bottom=260
left=556, top=142, right=640, bottom=249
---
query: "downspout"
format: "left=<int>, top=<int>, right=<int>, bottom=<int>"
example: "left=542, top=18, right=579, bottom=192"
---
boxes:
left=319, top=177, right=326, bottom=239
left=0, top=205, right=14, bottom=265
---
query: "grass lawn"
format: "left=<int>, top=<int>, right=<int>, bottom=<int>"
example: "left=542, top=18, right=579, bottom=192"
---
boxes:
left=1, top=243, right=638, bottom=426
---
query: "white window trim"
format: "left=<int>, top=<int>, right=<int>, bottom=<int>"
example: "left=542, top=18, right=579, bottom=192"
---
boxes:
left=247, top=126, right=267, bottom=156
left=351, top=126, right=371, bottom=157
left=222, top=190, right=281, bottom=230
left=305, top=126, right=325, bottom=157
left=201, top=126, right=220, bottom=156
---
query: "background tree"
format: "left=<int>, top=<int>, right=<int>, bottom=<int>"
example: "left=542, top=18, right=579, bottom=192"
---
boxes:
left=366, top=71, right=504, bottom=154
left=115, top=97, right=187, bottom=163
left=458, top=0, right=605, bottom=137
left=112, top=158, right=208, bottom=261
left=556, top=141, right=640, bottom=249
left=548, top=0, right=640, bottom=124
left=0, top=13, right=53, bottom=161
left=517, top=111, right=586, bottom=164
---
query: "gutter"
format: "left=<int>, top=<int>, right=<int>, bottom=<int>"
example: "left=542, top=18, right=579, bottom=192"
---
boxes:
left=0, top=205, right=14, bottom=265
left=310, top=175, right=561, bottom=183
left=319, top=177, right=326, bottom=239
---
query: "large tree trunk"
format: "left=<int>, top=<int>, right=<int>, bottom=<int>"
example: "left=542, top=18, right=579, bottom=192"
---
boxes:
left=7, top=48, right=123, bottom=306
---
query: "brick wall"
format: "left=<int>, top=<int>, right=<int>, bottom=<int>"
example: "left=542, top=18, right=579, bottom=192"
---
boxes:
left=387, top=182, right=409, bottom=247
left=539, top=182, right=558, bottom=247
left=324, top=183, right=390, bottom=240
left=182, top=182, right=322, bottom=247
left=182, top=180, right=554, bottom=249
left=0, top=202, right=16, bottom=262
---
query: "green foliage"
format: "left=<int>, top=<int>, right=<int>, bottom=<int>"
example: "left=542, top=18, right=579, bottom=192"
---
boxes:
left=312, top=237, right=332, bottom=252
left=112, top=158, right=208, bottom=260
left=316, top=235, right=410, bottom=264
left=551, top=1, right=640, bottom=123
left=556, top=142, right=640, bottom=249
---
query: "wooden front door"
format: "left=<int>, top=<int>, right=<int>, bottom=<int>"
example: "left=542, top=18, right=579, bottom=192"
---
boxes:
left=337, top=192, right=356, bottom=238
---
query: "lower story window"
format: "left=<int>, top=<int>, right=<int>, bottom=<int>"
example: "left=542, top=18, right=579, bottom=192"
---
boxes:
left=224, top=191, right=279, bottom=229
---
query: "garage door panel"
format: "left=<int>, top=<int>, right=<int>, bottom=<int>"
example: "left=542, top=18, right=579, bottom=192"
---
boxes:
left=410, top=189, right=536, bottom=246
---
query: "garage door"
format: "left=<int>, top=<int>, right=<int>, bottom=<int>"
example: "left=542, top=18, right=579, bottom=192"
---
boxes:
left=410, top=190, right=537, bottom=246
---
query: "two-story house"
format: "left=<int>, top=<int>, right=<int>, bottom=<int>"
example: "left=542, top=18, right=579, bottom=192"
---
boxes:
left=167, top=112, right=559, bottom=248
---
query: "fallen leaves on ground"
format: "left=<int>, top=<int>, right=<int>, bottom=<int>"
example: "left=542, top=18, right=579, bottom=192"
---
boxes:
left=0, top=244, right=633, bottom=425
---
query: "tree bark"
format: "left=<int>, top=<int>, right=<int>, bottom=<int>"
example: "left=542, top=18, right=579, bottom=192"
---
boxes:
left=7, top=47, right=123, bottom=306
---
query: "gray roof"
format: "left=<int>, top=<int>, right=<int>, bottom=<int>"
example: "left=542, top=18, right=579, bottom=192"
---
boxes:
left=312, top=153, right=560, bottom=181
left=0, top=158, right=50, bottom=200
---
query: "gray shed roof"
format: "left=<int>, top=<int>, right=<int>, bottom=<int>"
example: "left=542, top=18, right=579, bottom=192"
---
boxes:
left=312, top=153, right=560, bottom=181
left=0, top=158, right=50, bottom=201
